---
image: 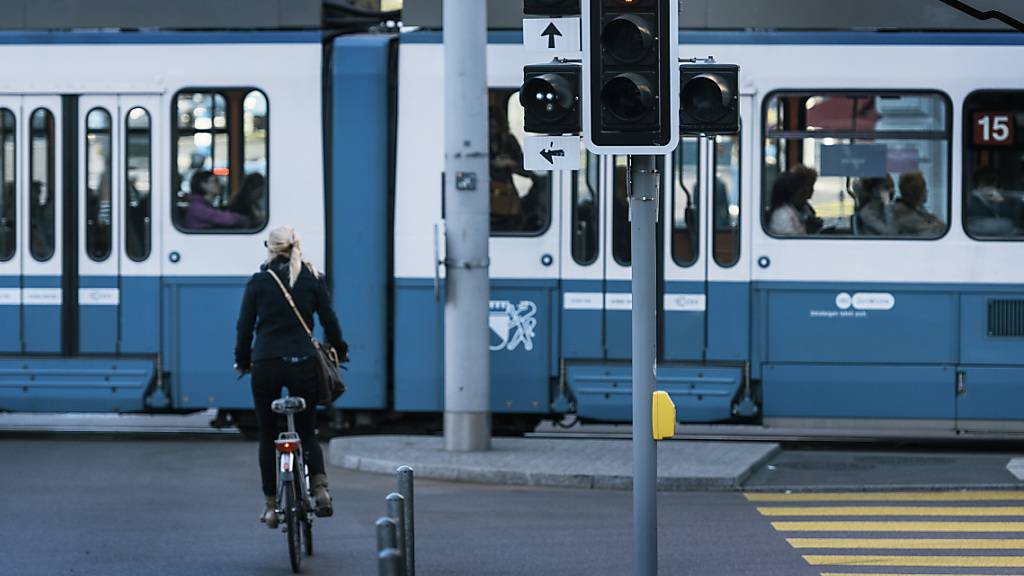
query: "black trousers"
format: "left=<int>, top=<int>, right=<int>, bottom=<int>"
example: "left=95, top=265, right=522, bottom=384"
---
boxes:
left=251, top=357, right=326, bottom=497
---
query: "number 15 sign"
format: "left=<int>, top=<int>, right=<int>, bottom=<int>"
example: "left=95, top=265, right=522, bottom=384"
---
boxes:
left=974, top=112, right=1015, bottom=146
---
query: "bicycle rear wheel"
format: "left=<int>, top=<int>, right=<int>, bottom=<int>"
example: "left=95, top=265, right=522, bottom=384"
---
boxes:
left=303, top=517, right=313, bottom=556
left=285, top=481, right=302, bottom=573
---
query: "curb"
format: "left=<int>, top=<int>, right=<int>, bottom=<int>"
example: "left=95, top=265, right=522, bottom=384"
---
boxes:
left=330, top=438, right=782, bottom=491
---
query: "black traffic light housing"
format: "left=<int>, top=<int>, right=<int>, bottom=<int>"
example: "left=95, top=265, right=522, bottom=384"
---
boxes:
left=524, top=0, right=581, bottom=15
left=585, top=0, right=678, bottom=153
left=680, top=63, right=739, bottom=135
left=521, top=62, right=582, bottom=135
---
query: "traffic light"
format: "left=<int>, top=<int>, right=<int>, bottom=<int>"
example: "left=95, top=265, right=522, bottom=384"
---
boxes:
left=521, top=62, right=582, bottom=135
left=524, top=0, right=581, bottom=16
left=680, top=63, right=739, bottom=135
left=583, top=0, right=678, bottom=154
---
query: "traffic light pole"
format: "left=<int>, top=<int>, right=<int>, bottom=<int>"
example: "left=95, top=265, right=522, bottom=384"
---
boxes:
left=442, top=0, right=491, bottom=452
left=628, top=154, right=659, bottom=576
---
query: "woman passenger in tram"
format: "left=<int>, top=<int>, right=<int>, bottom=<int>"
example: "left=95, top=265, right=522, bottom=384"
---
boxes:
left=767, top=171, right=810, bottom=235
left=789, top=164, right=824, bottom=234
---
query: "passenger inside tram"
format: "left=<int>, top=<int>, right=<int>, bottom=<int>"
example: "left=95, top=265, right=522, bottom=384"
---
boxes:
left=854, top=175, right=897, bottom=235
left=894, top=171, right=945, bottom=236
left=183, top=171, right=248, bottom=230
left=789, top=164, right=824, bottom=234
left=228, top=173, right=267, bottom=227
left=766, top=171, right=810, bottom=236
left=966, top=169, right=1019, bottom=236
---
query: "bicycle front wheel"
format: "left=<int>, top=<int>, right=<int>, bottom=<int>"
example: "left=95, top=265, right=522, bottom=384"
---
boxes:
left=285, top=481, right=302, bottom=573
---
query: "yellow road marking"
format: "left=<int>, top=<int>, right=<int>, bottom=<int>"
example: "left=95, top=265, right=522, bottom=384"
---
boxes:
left=805, top=555, right=1024, bottom=567
left=745, top=491, right=1024, bottom=502
left=788, top=537, right=1024, bottom=549
left=760, top=506, right=1024, bottom=517
left=773, top=521, right=1024, bottom=532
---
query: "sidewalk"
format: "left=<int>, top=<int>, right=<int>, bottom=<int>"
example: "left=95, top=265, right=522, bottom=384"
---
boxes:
left=328, top=435, right=779, bottom=491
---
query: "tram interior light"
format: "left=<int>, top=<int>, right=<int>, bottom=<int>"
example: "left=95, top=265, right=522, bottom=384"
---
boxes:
left=521, top=62, right=581, bottom=135
left=679, top=63, right=740, bottom=135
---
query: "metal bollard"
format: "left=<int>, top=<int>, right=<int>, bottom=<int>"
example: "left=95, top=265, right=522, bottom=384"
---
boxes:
left=378, top=548, right=404, bottom=576
left=375, top=517, right=398, bottom=554
left=397, top=465, right=415, bottom=576
left=385, top=492, right=406, bottom=563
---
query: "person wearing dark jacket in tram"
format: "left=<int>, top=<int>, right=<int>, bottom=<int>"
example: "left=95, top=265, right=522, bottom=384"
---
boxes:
left=234, top=225, right=348, bottom=528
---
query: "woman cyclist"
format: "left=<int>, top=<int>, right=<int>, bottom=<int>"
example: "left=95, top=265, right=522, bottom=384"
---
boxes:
left=235, top=225, right=348, bottom=528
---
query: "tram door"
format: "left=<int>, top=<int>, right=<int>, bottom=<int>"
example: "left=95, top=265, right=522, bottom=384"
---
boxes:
left=0, top=96, right=28, bottom=353
left=76, top=95, right=161, bottom=355
left=0, top=94, right=159, bottom=355
left=19, top=96, right=64, bottom=353
left=662, top=138, right=707, bottom=361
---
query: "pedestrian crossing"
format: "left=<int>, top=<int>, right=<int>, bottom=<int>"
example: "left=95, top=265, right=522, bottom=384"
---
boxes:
left=746, top=490, right=1024, bottom=576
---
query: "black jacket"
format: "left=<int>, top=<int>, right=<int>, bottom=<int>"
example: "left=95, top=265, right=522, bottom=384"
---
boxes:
left=235, top=257, right=347, bottom=369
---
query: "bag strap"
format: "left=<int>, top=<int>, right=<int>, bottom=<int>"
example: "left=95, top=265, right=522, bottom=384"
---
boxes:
left=267, top=269, right=319, bottom=347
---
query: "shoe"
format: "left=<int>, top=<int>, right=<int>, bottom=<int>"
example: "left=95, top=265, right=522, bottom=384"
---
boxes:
left=260, top=495, right=279, bottom=529
left=310, top=474, right=333, bottom=518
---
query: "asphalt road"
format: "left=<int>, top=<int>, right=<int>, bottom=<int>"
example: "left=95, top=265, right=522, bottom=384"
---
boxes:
left=0, top=437, right=813, bottom=576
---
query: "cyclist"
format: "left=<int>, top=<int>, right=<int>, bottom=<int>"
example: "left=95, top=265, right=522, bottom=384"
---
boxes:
left=235, top=225, right=348, bottom=527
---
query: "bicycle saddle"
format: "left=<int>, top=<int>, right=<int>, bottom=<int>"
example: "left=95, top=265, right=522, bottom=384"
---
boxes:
left=271, top=396, right=307, bottom=414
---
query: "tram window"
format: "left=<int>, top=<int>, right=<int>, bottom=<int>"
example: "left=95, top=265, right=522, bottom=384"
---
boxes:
left=714, top=134, right=741, bottom=267
left=125, top=108, right=152, bottom=261
left=963, top=91, right=1024, bottom=240
left=172, top=88, right=268, bottom=233
left=29, top=108, right=55, bottom=262
left=763, top=92, right=950, bottom=239
left=611, top=155, right=630, bottom=265
left=489, top=89, right=551, bottom=236
left=0, top=109, right=14, bottom=262
left=571, top=147, right=600, bottom=265
left=672, top=138, right=699, bottom=266
left=85, top=108, right=113, bottom=262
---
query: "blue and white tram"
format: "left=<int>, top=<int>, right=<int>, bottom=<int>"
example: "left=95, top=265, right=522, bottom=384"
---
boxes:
left=2, top=28, right=1024, bottom=436
left=385, top=30, right=1024, bottom=434
left=0, top=32, right=326, bottom=420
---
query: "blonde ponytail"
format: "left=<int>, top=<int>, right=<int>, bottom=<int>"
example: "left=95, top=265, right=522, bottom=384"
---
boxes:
left=264, top=226, right=318, bottom=287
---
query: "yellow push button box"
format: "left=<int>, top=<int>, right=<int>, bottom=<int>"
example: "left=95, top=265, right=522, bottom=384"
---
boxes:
left=652, top=390, right=676, bottom=440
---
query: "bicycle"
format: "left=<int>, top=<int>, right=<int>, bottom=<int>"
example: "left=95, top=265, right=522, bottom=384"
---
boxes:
left=270, top=396, right=315, bottom=573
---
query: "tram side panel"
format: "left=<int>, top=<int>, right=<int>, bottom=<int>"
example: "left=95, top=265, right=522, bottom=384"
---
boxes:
left=328, top=35, right=396, bottom=411
left=391, top=38, right=558, bottom=417
left=160, top=40, right=326, bottom=412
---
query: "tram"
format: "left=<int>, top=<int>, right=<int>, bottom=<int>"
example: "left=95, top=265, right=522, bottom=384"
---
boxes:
left=1, top=2, right=1023, bottom=435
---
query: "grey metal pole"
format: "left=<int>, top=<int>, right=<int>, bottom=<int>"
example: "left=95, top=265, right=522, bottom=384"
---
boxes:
left=385, top=492, right=406, bottom=561
left=397, top=466, right=415, bottom=576
left=629, top=154, right=659, bottom=576
left=379, top=548, right=404, bottom=576
left=375, top=517, right=398, bottom=554
left=442, top=0, right=491, bottom=452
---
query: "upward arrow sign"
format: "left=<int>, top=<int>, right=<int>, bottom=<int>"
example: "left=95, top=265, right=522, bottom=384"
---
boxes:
left=541, top=22, right=562, bottom=49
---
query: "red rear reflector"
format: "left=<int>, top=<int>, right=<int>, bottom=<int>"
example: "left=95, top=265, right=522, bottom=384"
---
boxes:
left=275, top=441, right=298, bottom=453
left=213, top=167, right=229, bottom=176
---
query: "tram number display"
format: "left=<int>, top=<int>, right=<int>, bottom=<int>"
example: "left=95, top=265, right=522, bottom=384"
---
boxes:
left=973, top=112, right=1015, bottom=146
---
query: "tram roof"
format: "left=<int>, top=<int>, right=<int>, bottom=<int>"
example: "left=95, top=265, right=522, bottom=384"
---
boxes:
left=405, top=0, right=1024, bottom=33
left=0, top=0, right=1020, bottom=34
